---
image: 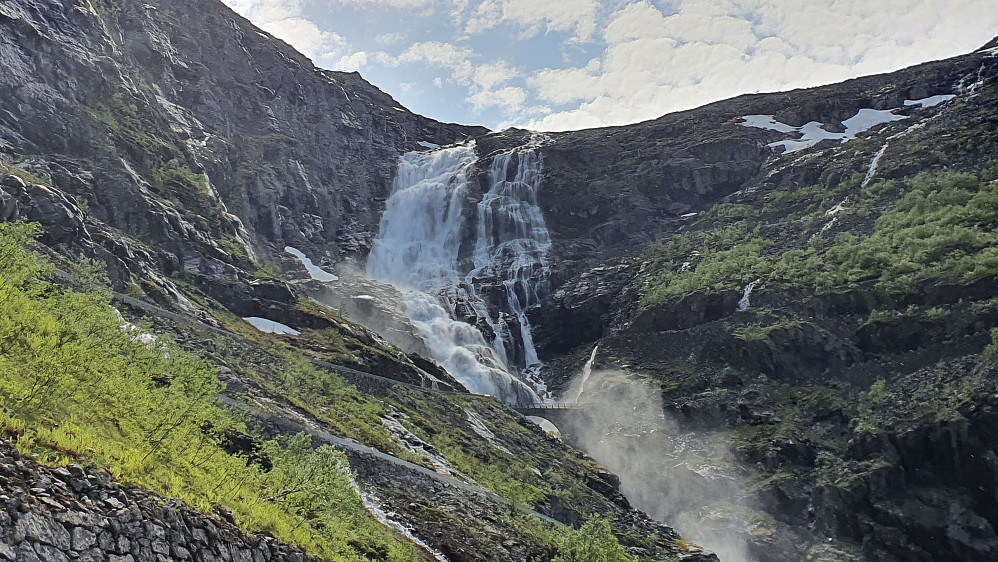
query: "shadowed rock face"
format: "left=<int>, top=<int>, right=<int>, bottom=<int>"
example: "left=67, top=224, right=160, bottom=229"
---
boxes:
left=3, top=1, right=998, bottom=561
left=522, top=46, right=998, bottom=359
left=533, top=49, right=991, bottom=266
left=0, top=0, right=485, bottom=279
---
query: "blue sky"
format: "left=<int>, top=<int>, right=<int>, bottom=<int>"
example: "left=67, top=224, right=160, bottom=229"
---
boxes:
left=223, top=0, right=998, bottom=131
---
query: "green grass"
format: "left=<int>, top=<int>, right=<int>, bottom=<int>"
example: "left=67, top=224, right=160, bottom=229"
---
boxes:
left=150, top=159, right=212, bottom=199
left=0, top=160, right=50, bottom=186
left=553, top=517, right=633, bottom=562
left=641, top=169, right=998, bottom=308
left=0, top=221, right=419, bottom=561
left=733, top=318, right=802, bottom=342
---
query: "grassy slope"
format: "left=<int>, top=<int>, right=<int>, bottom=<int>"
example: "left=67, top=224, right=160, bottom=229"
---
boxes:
left=603, top=78, right=998, bottom=556
left=0, top=218, right=655, bottom=561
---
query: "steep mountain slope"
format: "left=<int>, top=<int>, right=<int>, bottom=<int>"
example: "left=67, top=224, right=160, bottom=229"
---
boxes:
left=2, top=0, right=998, bottom=561
left=0, top=0, right=483, bottom=282
left=529, top=39, right=998, bottom=562
left=0, top=0, right=710, bottom=561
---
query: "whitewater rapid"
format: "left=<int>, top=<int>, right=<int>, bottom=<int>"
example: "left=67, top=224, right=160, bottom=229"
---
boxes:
left=367, top=141, right=550, bottom=403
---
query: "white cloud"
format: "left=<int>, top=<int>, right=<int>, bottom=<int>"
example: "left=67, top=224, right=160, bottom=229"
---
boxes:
left=330, top=0, right=437, bottom=7
left=391, top=41, right=526, bottom=113
left=223, top=0, right=348, bottom=61
left=376, top=32, right=406, bottom=45
left=336, top=51, right=369, bottom=70
left=465, top=0, right=598, bottom=42
left=526, top=0, right=998, bottom=130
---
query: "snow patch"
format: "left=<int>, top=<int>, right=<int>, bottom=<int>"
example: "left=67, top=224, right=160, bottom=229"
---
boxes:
left=243, top=317, right=300, bottom=335
left=680, top=212, right=698, bottom=218
left=417, top=141, right=440, bottom=149
left=285, top=246, right=338, bottom=282
left=739, top=115, right=798, bottom=133
left=741, top=95, right=952, bottom=155
left=842, top=109, right=906, bottom=138
left=904, top=95, right=955, bottom=108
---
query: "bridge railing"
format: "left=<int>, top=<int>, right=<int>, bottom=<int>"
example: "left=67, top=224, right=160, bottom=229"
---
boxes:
left=510, top=402, right=579, bottom=410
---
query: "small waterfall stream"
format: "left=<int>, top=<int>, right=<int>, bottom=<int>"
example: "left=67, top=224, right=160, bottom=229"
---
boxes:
left=569, top=345, right=599, bottom=404
left=367, top=141, right=549, bottom=403
left=862, top=142, right=889, bottom=188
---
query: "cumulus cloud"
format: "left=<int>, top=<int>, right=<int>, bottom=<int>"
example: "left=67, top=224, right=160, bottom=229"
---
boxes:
left=223, top=0, right=349, bottom=62
left=465, top=0, right=598, bottom=42
left=526, top=0, right=998, bottom=130
left=225, top=0, right=998, bottom=130
left=337, top=51, right=369, bottom=70
left=376, top=32, right=406, bottom=45
left=390, top=41, right=526, bottom=113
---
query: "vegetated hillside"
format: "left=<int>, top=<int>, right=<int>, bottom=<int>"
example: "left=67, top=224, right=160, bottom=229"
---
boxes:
left=2, top=0, right=998, bottom=560
left=540, top=43, right=998, bottom=562
left=0, top=185, right=705, bottom=561
left=528, top=41, right=998, bottom=358
left=0, top=0, right=715, bottom=561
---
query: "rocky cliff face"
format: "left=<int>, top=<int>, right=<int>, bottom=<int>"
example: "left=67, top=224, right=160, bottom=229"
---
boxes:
left=2, top=0, right=998, bottom=561
left=0, top=0, right=483, bottom=282
left=0, top=442, right=324, bottom=562
left=529, top=40, right=998, bottom=562
left=526, top=45, right=997, bottom=356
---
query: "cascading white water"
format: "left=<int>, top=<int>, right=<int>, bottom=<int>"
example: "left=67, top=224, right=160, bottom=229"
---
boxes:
left=862, top=143, right=889, bottom=188
left=367, top=142, right=539, bottom=403
left=569, top=345, right=599, bottom=404
left=468, top=148, right=553, bottom=395
left=737, top=279, right=761, bottom=311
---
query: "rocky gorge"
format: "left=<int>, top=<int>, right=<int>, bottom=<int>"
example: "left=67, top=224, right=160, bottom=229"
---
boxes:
left=1, top=0, right=998, bottom=561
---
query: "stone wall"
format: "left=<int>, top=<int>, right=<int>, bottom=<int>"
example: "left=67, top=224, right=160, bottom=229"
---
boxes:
left=0, top=442, right=317, bottom=562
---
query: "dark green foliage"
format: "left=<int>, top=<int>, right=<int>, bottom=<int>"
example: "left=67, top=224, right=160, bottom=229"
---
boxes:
left=0, top=222, right=419, bottom=561
left=553, top=517, right=633, bottom=562
left=92, top=94, right=174, bottom=162
left=642, top=170, right=998, bottom=307
left=150, top=159, right=211, bottom=198
left=985, top=328, right=998, bottom=363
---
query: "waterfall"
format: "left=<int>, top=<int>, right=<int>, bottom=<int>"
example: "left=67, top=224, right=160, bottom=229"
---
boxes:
left=468, top=148, right=552, bottom=395
left=569, top=345, right=599, bottom=404
left=862, top=143, right=889, bottom=188
left=737, top=279, right=761, bottom=311
left=367, top=143, right=539, bottom=404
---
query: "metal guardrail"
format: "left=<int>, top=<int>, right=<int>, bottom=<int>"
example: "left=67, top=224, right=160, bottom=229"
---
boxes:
left=510, top=402, right=580, bottom=410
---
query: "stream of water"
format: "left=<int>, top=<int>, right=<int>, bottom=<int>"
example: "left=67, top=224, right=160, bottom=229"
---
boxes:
left=367, top=141, right=551, bottom=403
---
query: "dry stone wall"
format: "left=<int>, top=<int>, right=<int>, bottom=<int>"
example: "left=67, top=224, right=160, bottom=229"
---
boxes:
left=0, top=442, right=317, bottom=562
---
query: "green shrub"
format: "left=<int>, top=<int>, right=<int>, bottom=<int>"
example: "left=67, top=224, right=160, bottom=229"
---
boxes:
left=0, top=221, right=417, bottom=561
left=641, top=170, right=998, bottom=308
left=554, top=517, right=633, bottom=562
left=150, top=159, right=211, bottom=198
left=985, top=328, right=998, bottom=363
